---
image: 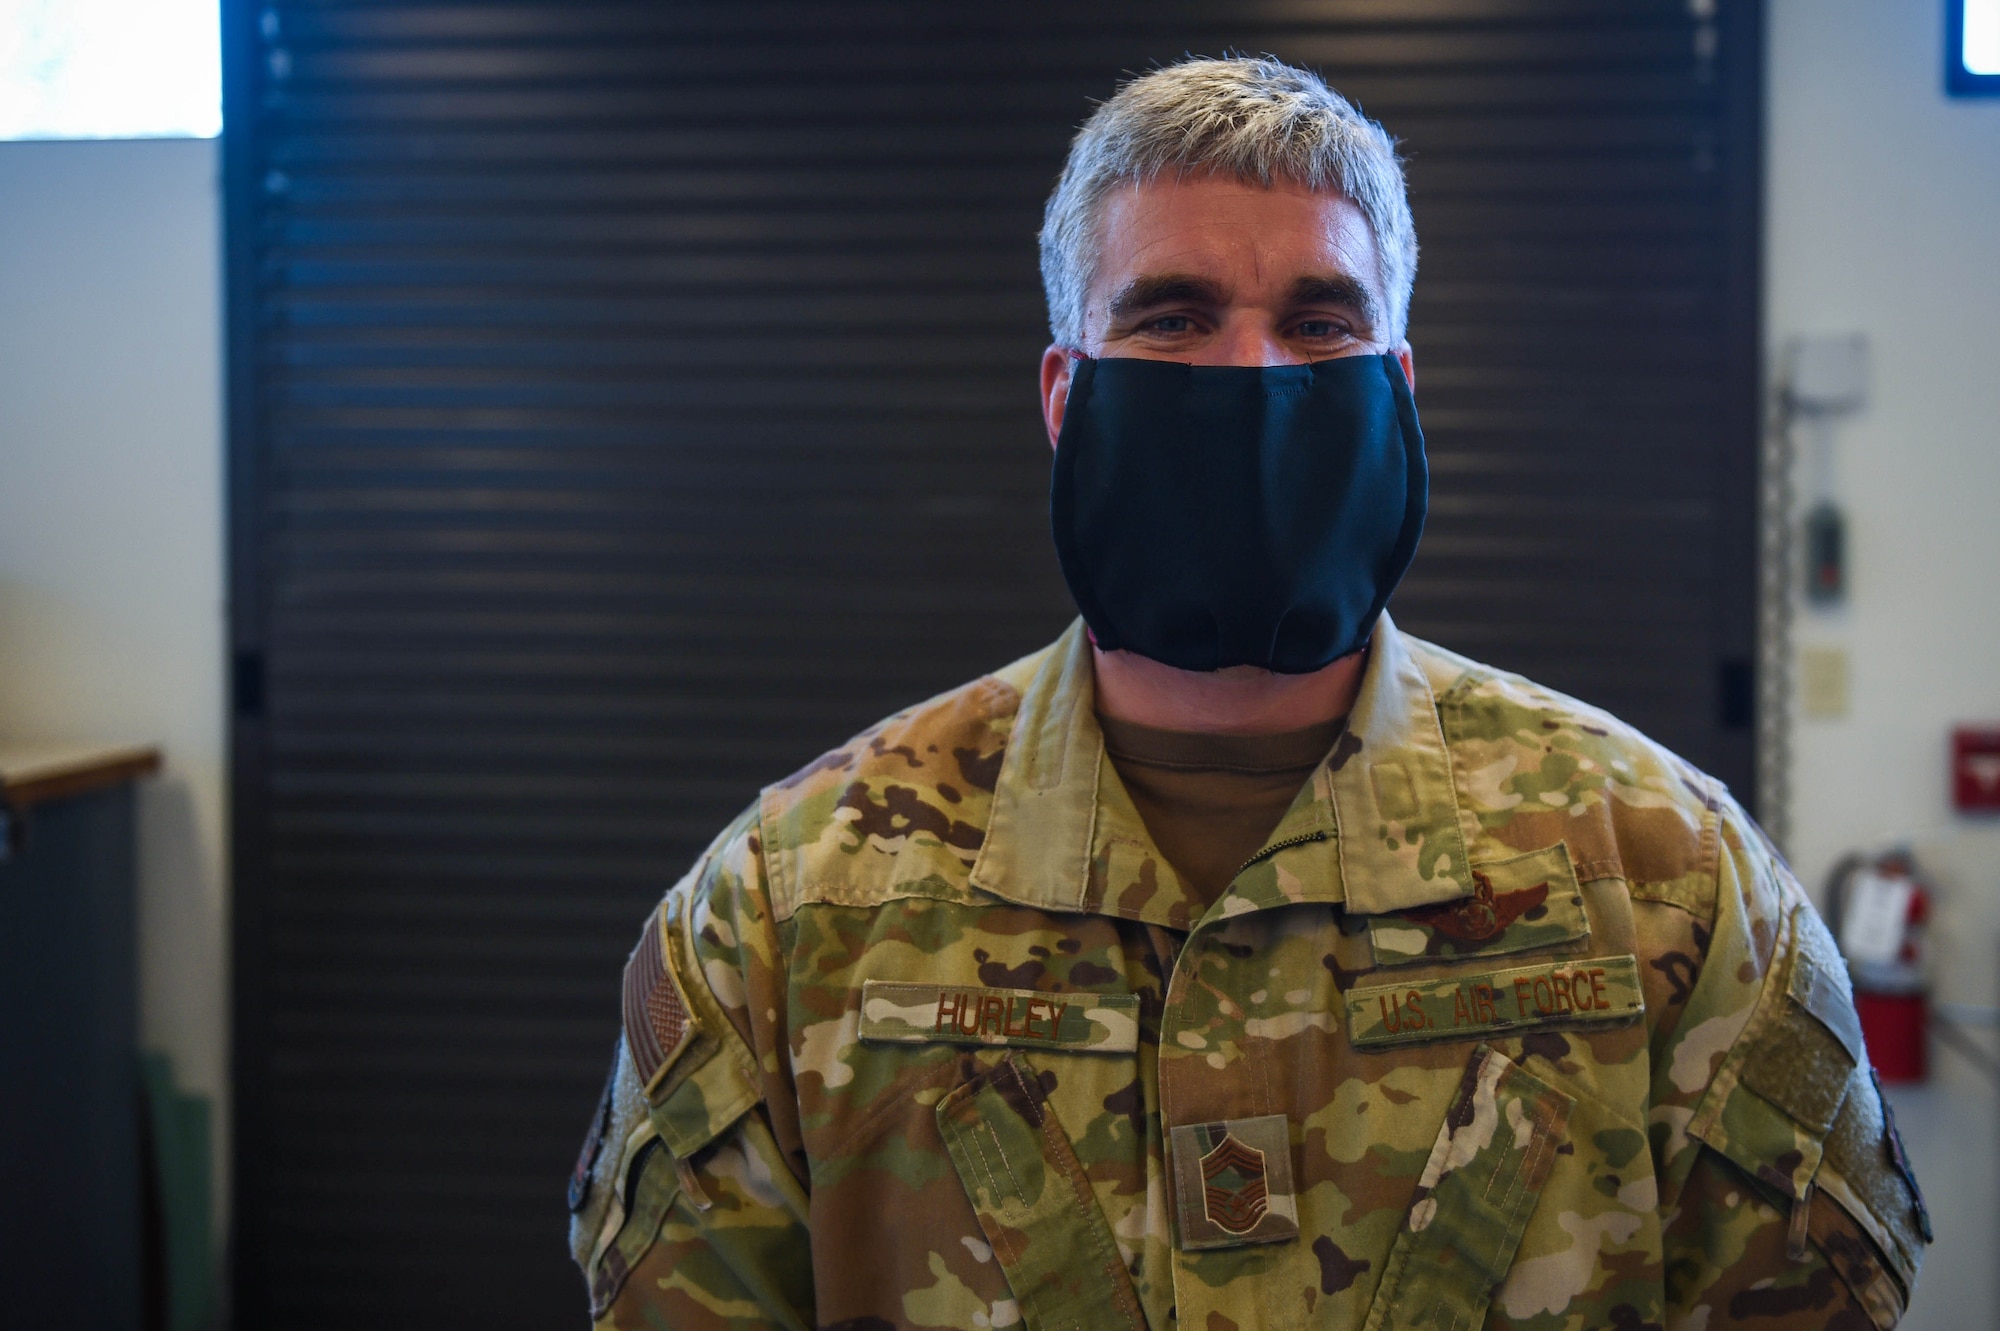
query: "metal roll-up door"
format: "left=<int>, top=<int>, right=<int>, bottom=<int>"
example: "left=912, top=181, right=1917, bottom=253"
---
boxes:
left=223, top=2, right=1762, bottom=1323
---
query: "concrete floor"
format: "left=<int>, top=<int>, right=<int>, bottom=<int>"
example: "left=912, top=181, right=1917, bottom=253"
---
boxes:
left=1884, top=1023, right=2000, bottom=1330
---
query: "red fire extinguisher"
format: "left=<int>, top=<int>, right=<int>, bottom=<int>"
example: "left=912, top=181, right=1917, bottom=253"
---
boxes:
left=1826, top=849, right=1932, bottom=1083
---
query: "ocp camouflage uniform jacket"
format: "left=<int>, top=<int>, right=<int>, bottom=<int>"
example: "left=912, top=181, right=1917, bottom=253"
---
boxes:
left=569, top=615, right=1929, bottom=1331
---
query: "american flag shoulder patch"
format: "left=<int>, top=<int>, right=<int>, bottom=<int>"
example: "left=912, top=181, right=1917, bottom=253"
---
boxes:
left=623, top=908, right=698, bottom=1099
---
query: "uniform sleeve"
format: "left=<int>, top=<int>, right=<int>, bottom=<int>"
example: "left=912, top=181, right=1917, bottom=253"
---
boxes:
left=1663, top=1144, right=1902, bottom=1328
left=1649, top=788, right=1928, bottom=1329
left=566, top=809, right=816, bottom=1330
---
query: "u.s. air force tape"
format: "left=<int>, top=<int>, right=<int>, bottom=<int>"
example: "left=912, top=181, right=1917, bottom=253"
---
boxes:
left=859, top=980, right=1140, bottom=1053
left=1346, top=953, right=1644, bottom=1049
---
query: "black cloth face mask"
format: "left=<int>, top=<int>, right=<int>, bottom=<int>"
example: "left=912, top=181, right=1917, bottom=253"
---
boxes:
left=1049, top=352, right=1428, bottom=674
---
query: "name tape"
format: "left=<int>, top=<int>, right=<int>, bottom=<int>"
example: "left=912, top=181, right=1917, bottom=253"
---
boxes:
left=1347, top=953, right=1645, bottom=1049
left=858, top=980, right=1140, bottom=1053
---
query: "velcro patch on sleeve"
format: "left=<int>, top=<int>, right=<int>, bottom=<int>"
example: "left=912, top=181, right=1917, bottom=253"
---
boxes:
left=860, top=980, right=1139, bottom=1052
left=623, top=908, right=697, bottom=1099
left=1347, top=954, right=1644, bottom=1049
left=1791, top=918, right=1866, bottom=1064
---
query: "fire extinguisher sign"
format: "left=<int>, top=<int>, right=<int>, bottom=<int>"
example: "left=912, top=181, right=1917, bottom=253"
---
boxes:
left=1837, top=858, right=1932, bottom=1085
left=1839, top=871, right=1917, bottom=967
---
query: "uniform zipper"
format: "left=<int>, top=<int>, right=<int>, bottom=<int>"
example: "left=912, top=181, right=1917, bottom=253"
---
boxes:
left=1237, top=829, right=1329, bottom=877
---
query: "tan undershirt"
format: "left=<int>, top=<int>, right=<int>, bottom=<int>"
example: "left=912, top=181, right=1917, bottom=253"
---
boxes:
left=1098, top=713, right=1347, bottom=910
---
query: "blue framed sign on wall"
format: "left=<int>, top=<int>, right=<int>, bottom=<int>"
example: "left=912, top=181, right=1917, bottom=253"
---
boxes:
left=1949, top=0, right=2000, bottom=94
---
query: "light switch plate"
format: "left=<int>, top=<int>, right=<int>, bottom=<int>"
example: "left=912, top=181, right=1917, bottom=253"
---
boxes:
left=1800, top=646, right=1849, bottom=718
left=1785, top=334, right=1868, bottom=413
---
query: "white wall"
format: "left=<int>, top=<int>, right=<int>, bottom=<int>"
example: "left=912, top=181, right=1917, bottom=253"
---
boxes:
left=1767, top=1, right=2000, bottom=1325
left=0, top=137, right=227, bottom=1231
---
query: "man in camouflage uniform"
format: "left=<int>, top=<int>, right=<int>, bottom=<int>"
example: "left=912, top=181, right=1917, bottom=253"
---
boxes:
left=569, top=57, right=1928, bottom=1330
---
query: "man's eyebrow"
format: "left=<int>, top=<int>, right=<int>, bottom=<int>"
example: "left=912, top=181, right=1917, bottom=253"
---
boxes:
left=1288, top=274, right=1380, bottom=327
left=1106, top=274, right=1229, bottom=321
left=1106, top=272, right=1383, bottom=329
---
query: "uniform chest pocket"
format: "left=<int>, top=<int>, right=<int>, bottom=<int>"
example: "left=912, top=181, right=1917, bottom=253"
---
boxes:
left=1361, top=1045, right=1575, bottom=1331
left=936, top=1052, right=1148, bottom=1331
left=842, top=979, right=1152, bottom=1331
left=856, top=977, right=1151, bottom=1236
left=1367, top=844, right=1589, bottom=969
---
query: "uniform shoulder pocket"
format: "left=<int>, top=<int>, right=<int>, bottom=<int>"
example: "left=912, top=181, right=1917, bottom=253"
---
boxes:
left=1690, top=904, right=1859, bottom=1200
left=1362, top=1044, right=1574, bottom=1331
left=1813, top=1066, right=1929, bottom=1323
left=1687, top=905, right=1929, bottom=1326
left=569, top=1039, right=651, bottom=1272
left=624, top=899, right=761, bottom=1159
left=585, top=1137, right=681, bottom=1320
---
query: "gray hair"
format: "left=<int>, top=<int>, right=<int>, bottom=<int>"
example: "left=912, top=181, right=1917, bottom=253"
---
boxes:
left=1038, top=56, right=1418, bottom=348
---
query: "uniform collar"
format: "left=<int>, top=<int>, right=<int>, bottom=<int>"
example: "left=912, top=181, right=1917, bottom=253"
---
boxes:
left=967, top=613, right=1478, bottom=924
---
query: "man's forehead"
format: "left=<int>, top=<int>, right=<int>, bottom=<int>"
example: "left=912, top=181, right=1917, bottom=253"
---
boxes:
left=1094, top=175, right=1383, bottom=298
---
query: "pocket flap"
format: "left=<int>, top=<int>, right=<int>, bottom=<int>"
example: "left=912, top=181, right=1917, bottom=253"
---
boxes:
left=1692, top=905, right=1860, bottom=1199
left=935, top=1054, right=1145, bottom=1331
left=587, top=1138, right=680, bottom=1319
left=1737, top=911, right=1860, bottom=1135
left=1368, top=844, right=1589, bottom=968
left=1362, top=1045, right=1575, bottom=1331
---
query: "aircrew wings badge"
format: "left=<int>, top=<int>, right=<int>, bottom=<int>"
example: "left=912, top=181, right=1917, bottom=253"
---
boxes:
left=622, top=908, right=697, bottom=1100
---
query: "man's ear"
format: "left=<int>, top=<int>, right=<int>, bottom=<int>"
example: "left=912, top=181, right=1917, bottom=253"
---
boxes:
left=1395, top=341, right=1415, bottom=394
left=1040, top=344, right=1073, bottom=452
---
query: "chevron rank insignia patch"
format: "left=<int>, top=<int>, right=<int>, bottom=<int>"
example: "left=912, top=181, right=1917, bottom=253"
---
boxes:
left=1170, top=1114, right=1299, bottom=1250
